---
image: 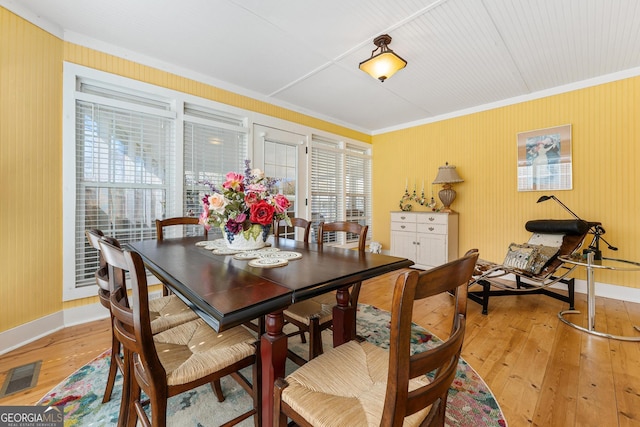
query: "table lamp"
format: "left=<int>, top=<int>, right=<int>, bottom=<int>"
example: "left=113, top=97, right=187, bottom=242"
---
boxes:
left=432, top=162, right=464, bottom=213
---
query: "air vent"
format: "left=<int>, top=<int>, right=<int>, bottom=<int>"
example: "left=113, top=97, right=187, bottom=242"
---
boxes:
left=0, top=361, right=42, bottom=398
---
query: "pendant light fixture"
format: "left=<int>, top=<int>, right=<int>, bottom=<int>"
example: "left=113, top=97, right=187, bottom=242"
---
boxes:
left=359, top=34, right=407, bottom=82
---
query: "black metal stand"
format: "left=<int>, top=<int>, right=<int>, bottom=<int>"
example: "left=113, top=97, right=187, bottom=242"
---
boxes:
left=469, top=275, right=575, bottom=315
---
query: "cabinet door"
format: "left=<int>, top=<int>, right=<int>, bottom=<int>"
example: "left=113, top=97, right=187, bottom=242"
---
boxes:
left=416, top=233, right=447, bottom=268
left=391, top=231, right=416, bottom=262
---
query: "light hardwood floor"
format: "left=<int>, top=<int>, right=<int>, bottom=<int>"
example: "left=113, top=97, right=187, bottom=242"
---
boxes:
left=2, top=269, right=640, bottom=426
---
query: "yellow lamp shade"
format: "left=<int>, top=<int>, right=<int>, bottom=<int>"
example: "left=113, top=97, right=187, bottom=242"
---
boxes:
left=359, top=34, right=407, bottom=82
left=359, top=51, right=407, bottom=82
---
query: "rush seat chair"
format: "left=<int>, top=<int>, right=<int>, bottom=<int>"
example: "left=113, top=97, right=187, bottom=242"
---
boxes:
left=283, top=221, right=368, bottom=365
left=274, top=249, right=479, bottom=427
left=99, top=239, right=260, bottom=427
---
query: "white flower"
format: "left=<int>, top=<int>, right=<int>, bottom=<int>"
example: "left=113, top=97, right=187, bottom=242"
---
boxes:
left=251, top=168, right=265, bottom=179
left=208, top=193, right=228, bottom=214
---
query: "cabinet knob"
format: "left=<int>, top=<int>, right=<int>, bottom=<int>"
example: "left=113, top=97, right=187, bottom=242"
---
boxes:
left=429, top=227, right=434, bottom=231
left=401, top=225, right=406, bottom=229
left=400, top=216, right=406, bottom=220
left=428, top=217, right=435, bottom=221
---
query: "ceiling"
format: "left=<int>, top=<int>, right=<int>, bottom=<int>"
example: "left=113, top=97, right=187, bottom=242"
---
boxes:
left=4, top=0, right=640, bottom=134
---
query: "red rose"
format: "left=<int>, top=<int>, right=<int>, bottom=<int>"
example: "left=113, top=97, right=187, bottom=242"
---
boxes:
left=250, top=200, right=275, bottom=226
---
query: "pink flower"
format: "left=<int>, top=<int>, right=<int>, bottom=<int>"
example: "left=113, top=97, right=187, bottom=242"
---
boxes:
left=198, top=205, right=211, bottom=230
left=244, top=191, right=259, bottom=206
left=247, top=183, right=266, bottom=193
left=207, top=193, right=227, bottom=214
left=223, top=172, right=244, bottom=191
left=272, top=194, right=291, bottom=213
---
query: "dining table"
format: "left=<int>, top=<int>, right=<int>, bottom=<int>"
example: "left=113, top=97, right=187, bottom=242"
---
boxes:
left=126, top=235, right=414, bottom=426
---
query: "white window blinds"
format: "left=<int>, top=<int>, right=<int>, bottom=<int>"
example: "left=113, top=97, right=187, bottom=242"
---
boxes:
left=183, top=104, right=248, bottom=239
left=75, top=90, right=176, bottom=288
left=310, top=137, right=372, bottom=246
left=311, top=138, right=342, bottom=243
left=345, top=143, right=372, bottom=230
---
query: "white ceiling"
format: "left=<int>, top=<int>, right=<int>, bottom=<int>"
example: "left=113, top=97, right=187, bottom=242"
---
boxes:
left=4, top=0, right=640, bottom=134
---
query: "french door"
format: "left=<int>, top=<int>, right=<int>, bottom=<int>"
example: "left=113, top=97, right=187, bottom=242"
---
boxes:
left=253, top=124, right=309, bottom=241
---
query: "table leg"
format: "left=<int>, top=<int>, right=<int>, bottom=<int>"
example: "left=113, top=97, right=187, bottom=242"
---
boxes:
left=260, top=310, right=287, bottom=427
left=332, top=286, right=356, bottom=347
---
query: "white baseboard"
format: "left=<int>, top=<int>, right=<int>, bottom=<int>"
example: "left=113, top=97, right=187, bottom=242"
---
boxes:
left=0, top=290, right=164, bottom=355
left=63, top=301, right=111, bottom=328
left=0, top=311, right=65, bottom=355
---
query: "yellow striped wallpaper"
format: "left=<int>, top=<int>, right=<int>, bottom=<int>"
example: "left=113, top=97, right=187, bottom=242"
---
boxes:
left=2, top=6, right=639, bottom=333
left=372, top=77, right=640, bottom=288
left=1, top=8, right=63, bottom=331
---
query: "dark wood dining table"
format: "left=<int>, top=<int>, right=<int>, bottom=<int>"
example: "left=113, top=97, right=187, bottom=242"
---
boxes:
left=126, top=236, right=413, bottom=426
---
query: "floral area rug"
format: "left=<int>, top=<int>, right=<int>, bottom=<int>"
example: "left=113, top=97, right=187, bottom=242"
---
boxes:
left=39, top=304, right=507, bottom=426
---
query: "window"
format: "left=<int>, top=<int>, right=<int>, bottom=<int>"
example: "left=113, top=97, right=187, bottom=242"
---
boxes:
left=310, top=136, right=372, bottom=246
left=64, top=64, right=248, bottom=300
left=72, top=80, right=176, bottom=296
left=345, top=143, right=372, bottom=229
left=63, top=63, right=371, bottom=300
left=183, top=103, right=249, bottom=239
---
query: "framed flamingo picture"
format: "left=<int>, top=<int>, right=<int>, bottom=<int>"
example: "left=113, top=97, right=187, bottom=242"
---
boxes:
left=517, top=124, right=572, bottom=192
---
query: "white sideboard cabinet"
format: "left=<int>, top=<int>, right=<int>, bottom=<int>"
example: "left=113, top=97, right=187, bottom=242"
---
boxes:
left=390, top=211, right=459, bottom=270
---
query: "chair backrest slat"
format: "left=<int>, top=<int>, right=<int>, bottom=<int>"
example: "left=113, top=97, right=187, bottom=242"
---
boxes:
left=156, top=216, right=207, bottom=241
left=274, top=217, right=311, bottom=243
left=318, top=221, right=368, bottom=252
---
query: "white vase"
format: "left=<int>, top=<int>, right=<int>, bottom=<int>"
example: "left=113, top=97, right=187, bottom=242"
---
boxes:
left=224, top=223, right=269, bottom=250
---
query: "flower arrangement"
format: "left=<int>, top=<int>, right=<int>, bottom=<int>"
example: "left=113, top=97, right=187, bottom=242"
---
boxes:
left=199, top=160, right=292, bottom=246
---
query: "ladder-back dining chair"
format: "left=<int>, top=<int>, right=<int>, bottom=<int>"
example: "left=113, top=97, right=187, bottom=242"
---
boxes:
left=86, top=230, right=200, bottom=411
left=275, top=249, right=479, bottom=427
left=99, top=239, right=260, bottom=427
left=283, top=221, right=368, bottom=365
left=85, top=229, right=125, bottom=404
left=243, top=217, right=313, bottom=335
